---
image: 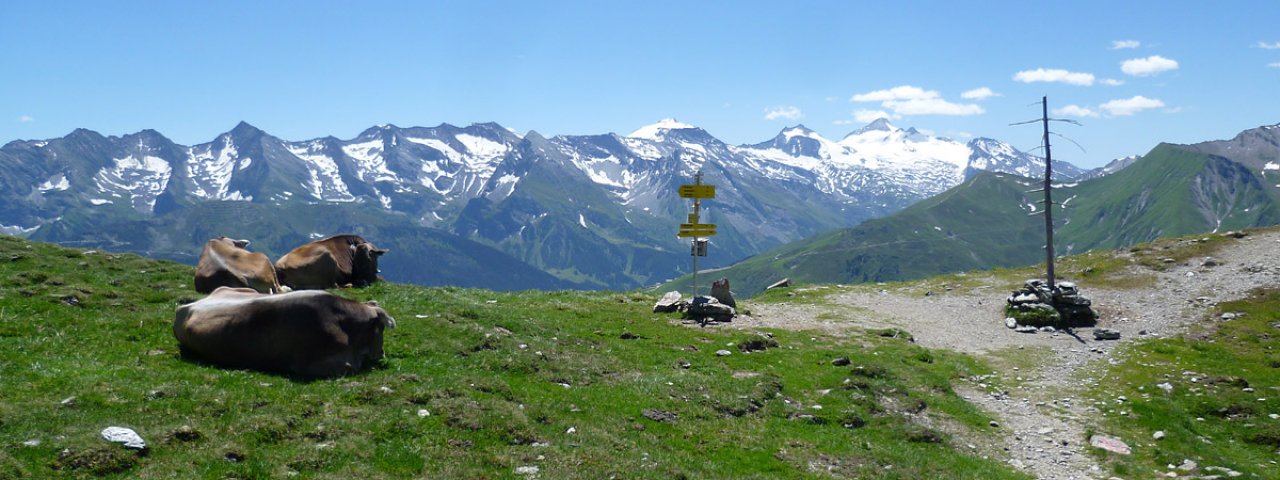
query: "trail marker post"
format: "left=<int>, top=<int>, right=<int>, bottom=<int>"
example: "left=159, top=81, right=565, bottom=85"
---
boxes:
left=678, top=170, right=716, bottom=297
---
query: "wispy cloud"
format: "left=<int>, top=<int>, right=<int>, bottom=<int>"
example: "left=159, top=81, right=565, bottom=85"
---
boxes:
left=1099, top=78, right=1125, bottom=86
left=1258, top=41, right=1280, bottom=50
left=960, top=87, right=1000, bottom=100
left=1053, top=105, right=1099, bottom=118
left=853, top=109, right=893, bottom=123
left=1111, top=40, right=1141, bottom=49
left=1099, top=96, right=1165, bottom=116
left=1012, top=68, right=1096, bottom=86
left=850, top=85, right=936, bottom=102
left=850, top=85, right=984, bottom=117
left=763, top=106, right=803, bottom=121
left=18, top=115, right=34, bottom=123
left=1121, top=55, right=1179, bottom=76
left=1269, top=62, right=1280, bottom=69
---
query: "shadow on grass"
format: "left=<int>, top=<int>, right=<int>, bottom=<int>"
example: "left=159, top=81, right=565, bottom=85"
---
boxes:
left=175, top=346, right=391, bottom=384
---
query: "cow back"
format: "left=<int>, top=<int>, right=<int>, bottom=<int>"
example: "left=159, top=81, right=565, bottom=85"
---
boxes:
left=275, top=235, right=373, bottom=290
left=194, top=238, right=281, bottom=294
left=173, top=287, right=393, bottom=377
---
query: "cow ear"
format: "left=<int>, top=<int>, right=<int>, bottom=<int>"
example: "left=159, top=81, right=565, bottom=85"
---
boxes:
left=373, top=248, right=388, bottom=256
left=233, top=239, right=250, bottom=248
left=364, top=300, right=380, bottom=307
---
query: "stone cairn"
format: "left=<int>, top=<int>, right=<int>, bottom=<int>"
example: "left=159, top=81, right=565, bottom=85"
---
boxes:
left=653, top=277, right=737, bottom=325
left=1005, top=279, right=1095, bottom=328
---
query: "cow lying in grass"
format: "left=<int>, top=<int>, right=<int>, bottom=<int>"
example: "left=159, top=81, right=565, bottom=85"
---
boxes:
left=173, top=287, right=395, bottom=377
left=275, top=234, right=386, bottom=290
left=194, top=237, right=283, bottom=294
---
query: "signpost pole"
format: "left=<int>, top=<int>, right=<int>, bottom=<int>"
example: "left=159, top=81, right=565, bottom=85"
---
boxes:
left=691, top=170, right=702, bottom=298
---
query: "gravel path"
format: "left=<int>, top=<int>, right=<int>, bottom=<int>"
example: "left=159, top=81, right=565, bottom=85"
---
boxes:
left=734, top=230, right=1280, bottom=480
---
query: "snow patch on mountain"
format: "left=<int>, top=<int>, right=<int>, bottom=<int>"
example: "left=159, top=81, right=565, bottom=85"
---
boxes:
left=38, top=174, right=69, bottom=192
left=186, top=137, right=246, bottom=200
left=285, top=143, right=356, bottom=202
left=94, top=154, right=172, bottom=212
left=628, top=118, right=696, bottom=141
left=342, top=140, right=396, bottom=183
left=456, top=134, right=508, bottom=159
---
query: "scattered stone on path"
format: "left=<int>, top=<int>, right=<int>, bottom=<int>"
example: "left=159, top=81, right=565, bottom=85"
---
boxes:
left=1088, top=434, right=1130, bottom=455
left=101, top=427, right=146, bottom=450
left=710, top=277, right=737, bottom=309
left=1015, top=325, right=1038, bottom=333
left=653, top=291, right=683, bottom=313
left=1093, top=328, right=1121, bottom=340
left=1005, top=317, right=1018, bottom=329
left=1202, top=257, right=1220, bottom=267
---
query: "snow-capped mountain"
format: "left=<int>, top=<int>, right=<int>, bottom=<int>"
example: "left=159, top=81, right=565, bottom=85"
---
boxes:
left=0, top=118, right=1088, bottom=289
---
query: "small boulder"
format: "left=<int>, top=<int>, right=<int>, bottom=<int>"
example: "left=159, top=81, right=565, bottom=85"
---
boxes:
left=1093, top=328, right=1121, bottom=340
left=1005, top=317, right=1018, bottom=329
left=653, top=291, right=683, bottom=313
left=101, top=427, right=146, bottom=450
left=765, top=278, right=791, bottom=291
left=1088, top=434, right=1131, bottom=455
left=1015, top=325, right=1038, bottom=333
left=710, top=278, right=737, bottom=309
left=686, top=296, right=735, bottom=323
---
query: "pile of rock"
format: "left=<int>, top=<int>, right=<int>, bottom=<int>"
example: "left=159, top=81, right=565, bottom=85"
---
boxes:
left=1005, top=279, right=1095, bottom=327
left=653, top=289, right=736, bottom=324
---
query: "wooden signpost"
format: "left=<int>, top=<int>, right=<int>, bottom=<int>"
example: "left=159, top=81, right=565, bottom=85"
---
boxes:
left=679, top=171, right=716, bottom=297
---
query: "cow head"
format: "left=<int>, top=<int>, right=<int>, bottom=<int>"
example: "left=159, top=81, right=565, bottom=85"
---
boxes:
left=356, top=306, right=395, bottom=366
left=351, top=242, right=388, bottom=286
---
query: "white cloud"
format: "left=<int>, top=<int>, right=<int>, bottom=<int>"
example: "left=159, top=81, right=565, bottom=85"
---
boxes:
left=763, top=106, right=803, bottom=121
left=1053, top=105, right=1099, bottom=118
left=1099, top=96, right=1165, bottom=116
left=850, top=85, right=983, bottom=117
left=1099, top=78, right=1125, bottom=86
left=1121, top=55, right=1179, bottom=76
left=833, top=119, right=856, bottom=125
left=1258, top=41, right=1280, bottom=50
left=883, top=97, right=984, bottom=116
left=1012, top=68, right=1096, bottom=86
left=1111, top=40, right=1141, bottom=49
left=1269, top=62, right=1280, bottom=69
left=853, top=109, right=894, bottom=123
left=851, top=85, right=937, bottom=102
left=18, top=115, right=34, bottom=123
left=960, top=87, right=1000, bottom=100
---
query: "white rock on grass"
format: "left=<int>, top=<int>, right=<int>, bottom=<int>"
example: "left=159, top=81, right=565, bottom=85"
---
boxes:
left=101, top=426, right=146, bottom=449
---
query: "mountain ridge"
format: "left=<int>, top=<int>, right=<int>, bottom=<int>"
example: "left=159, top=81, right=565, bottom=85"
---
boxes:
left=2, top=118, right=1095, bottom=289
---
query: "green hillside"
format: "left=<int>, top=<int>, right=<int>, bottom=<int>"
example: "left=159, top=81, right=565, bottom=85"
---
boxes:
left=0, top=235, right=1027, bottom=479
left=694, top=144, right=1280, bottom=296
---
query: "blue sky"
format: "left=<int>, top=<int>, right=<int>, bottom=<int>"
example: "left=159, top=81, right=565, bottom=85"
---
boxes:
left=3, top=0, right=1278, bottom=167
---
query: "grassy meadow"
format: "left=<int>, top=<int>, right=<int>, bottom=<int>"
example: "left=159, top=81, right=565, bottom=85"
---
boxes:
left=0, top=234, right=1028, bottom=479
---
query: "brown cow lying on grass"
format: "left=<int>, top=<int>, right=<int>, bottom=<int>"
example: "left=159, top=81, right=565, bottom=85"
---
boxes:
left=275, top=234, right=386, bottom=290
left=173, top=287, right=395, bottom=377
left=194, top=237, right=283, bottom=294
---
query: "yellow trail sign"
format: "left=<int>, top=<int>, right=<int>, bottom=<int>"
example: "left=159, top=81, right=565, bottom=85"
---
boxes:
left=679, top=223, right=716, bottom=230
left=677, top=230, right=717, bottom=238
left=678, top=184, right=715, bottom=198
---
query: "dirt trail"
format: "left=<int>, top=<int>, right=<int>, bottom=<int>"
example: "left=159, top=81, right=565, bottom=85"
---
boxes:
left=736, top=230, right=1280, bottom=480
